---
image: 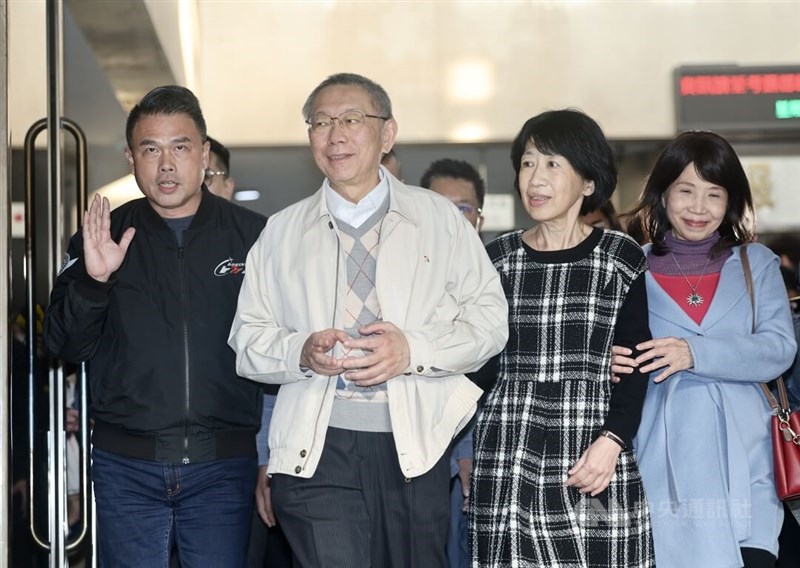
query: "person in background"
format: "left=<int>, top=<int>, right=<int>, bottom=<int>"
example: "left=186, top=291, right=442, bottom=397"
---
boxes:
left=421, top=158, right=485, bottom=233
left=776, top=264, right=800, bottom=568
left=471, top=109, right=655, bottom=566
left=248, top=391, right=293, bottom=568
left=765, top=233, right=800, bottom=277
left=776, top=266, right=800, bottom=409
left=582, top=200, right=622, bottom=231
left=43, top=86, right=267, bottom=567
left=195, top=134, right=294, bottom=568
left=205, top=136, right=236, bottom=200
left=380, top=148, right=402, bottom=180
left=10, top=310, right=49, bottom=568
left=420, top=157, right=486, bottom=568
left=612, top=131, right=797, bottom=568
left=228, top=72, right=508, bottom=567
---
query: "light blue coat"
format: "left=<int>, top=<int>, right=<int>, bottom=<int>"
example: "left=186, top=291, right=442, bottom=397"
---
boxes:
left=634, top=243, right=797, bottom=568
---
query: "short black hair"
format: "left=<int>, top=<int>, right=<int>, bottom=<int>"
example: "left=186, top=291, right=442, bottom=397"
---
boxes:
left=207, top=136, right=231, bottom=174
left=626, top=130, right=754, bottom=256
left=780, top=266, right=799, bottom=293
left=510, top=109, right=617, bottom=216
left=585, top=201, right=623, bottom=231
left=125, top=85, right=207, bottom=148
left=420, top=159, right=486, bottom=208
left=766, top=233, right=800, bottom=274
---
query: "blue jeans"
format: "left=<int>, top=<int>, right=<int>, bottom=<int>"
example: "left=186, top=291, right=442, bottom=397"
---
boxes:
left=92, top=448, right=256, bottom=568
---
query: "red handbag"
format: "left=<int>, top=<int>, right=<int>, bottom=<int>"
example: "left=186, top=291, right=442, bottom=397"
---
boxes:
left=760, top=378, right=800, bottom=500
left=741, top=246, right=800, bottom=501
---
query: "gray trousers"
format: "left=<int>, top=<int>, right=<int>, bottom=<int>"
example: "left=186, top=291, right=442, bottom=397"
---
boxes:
left=271, top=427, right=450, bottom=568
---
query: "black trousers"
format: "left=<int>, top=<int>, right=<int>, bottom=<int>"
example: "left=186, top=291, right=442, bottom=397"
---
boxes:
left=246, top=510, right=293, bottom=568
left=271, top=427, right=450, bottom=568
left=741, top=547, right=777, bottom=568
left=777, top=501, right=800, bottom=568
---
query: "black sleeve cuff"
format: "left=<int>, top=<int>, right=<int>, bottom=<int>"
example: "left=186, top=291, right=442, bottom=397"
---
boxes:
left=73, top=272, right=115, bottom=303
left=467, top=353, right=500, bottom=393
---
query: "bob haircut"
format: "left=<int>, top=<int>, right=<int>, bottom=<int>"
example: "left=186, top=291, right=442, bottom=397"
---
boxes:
left=510, top=109, right=617, bottom=216
left=626, top=130, right=754, bottom=256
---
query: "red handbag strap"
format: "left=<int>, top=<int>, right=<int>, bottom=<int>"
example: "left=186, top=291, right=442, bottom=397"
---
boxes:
left=740, top=245, right=790, bottom=413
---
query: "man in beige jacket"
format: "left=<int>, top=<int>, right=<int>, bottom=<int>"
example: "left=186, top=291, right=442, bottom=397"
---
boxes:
left=228, top=73, right=507, bottom=567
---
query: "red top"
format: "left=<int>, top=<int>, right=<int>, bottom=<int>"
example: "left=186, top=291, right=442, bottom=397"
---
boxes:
left=651, top=272, right=721, bottom=325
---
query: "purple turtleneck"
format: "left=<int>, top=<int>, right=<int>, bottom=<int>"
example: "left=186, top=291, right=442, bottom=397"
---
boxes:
left=647, top=232, right=731, bottom=276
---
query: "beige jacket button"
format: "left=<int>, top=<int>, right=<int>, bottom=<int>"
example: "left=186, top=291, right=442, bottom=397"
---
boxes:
left=416, top=365, right=424, bottom=373
left=300, top=449, right=307, bottom=458
left=295, top=466, right=302, bottom=474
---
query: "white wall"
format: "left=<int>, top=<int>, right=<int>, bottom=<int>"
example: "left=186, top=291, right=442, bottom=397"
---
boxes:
left=197, top=1, right=800, bottom=146
left=8, top=1, right=800, bottom=148
left=8, top=0, right=46, bottom=146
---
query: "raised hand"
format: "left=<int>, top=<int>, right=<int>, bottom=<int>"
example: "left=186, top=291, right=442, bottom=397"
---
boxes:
left=82, top=195, right=135, bottom=283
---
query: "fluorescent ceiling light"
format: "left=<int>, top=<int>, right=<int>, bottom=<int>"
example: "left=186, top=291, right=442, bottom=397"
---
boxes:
left=233, top=190, right=261, bottom=202
left=447, top=60, right=494, bottom=103
left=91, top=174, right=141, bottom=211
left=449, top=123, right=489, bottom=142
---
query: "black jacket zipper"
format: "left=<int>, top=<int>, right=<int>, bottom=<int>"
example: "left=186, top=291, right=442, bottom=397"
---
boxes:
left=178, top=245, right=191, bottom=464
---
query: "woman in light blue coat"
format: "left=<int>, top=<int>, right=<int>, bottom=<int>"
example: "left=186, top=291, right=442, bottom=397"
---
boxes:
left=612, top=131, right=797, bottom=568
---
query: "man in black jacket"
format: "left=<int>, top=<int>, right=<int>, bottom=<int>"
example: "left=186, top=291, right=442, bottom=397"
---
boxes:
left=43, top=86, right=266, bottom=567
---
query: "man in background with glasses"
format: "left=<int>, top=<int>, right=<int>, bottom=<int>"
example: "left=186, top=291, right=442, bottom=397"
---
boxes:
left=204, top=136, right=236, bottom=200
left=420, top=158, right=486, bottom=568
left=229, top=72, right=508, bottom=566
left=421, top=158, right=485, bottom=232
left=197, top=134, right=292, bottom=568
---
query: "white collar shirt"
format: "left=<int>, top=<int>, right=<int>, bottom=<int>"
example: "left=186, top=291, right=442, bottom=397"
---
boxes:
left=323, top=168, right=389, bottom=228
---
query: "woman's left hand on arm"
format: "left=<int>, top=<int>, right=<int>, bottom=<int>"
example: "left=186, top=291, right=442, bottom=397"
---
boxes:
left=632, top=337, right=694, bottom=383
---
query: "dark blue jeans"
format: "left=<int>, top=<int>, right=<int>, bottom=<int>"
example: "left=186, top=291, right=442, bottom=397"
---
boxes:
left=92, top=448, right=256, bottom=568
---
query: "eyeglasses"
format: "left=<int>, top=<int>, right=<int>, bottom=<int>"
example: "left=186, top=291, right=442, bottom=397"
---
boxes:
left=306, top=111, right=389, bottom=134
left=204, top=169, right=228, bottom=183
left=456, top=203, right=482, bottom=216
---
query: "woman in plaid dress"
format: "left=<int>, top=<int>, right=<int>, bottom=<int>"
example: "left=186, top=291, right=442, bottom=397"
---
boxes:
left=471, top=110, right=655, bottom=567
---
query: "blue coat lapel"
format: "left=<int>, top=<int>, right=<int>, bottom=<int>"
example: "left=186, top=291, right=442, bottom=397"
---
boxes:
left=645, top=245, right=748, bottom=333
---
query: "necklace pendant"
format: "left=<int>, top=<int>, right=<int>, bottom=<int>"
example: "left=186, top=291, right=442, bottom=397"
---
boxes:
left=686, top=292, right=704, bottom=307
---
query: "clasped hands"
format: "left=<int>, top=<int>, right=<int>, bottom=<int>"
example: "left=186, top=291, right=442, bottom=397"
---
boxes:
left=299, top=322, right=410, bottom=386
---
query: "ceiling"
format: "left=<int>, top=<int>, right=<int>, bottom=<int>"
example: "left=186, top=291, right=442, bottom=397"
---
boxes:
left=8, top=0, right=800, bottom=151
left=4, top=1, right=799, bottom=228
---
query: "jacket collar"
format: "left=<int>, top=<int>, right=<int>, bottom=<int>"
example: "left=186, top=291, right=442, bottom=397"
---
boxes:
left=138, top=186, right=218, bottom=232
left=302, top=166, right=418, bottom=232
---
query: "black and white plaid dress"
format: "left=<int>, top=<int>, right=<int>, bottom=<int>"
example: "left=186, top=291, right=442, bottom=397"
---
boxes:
left=471, top=229, right=655, bottom=568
